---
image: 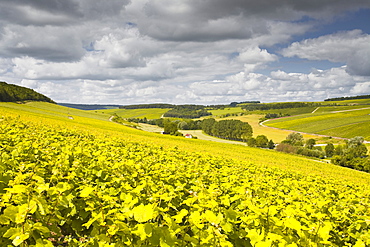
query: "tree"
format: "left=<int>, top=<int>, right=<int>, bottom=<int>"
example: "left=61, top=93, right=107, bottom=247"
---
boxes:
left=334, top=145, right=344, bottom=155
left=276, top=143, right=298, bottom=154
left=346, top=136, right=368, bottom=158
left=164, top=120, right=179, bottom=135
left=201, top=118, right=216, bottom=135
left=305, top=139, right=316, bottom=149
left=331, top=136, right=369, bottom=172
left=268, top=139, right=275, bottom=149
left=325, top=143, right=335, bottom=157
left=255, top=135, right=268, bottom=148
left=202, top=119, right=252, bottom=141
left=286, top=132, right=304, bottom=146
left=247, top=138, right=256, bottom=147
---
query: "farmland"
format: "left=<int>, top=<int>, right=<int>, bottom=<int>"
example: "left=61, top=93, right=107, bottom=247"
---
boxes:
left=265, top=107, right=370, bottom=140
left=1, top=102, right=370, bottom=246
left=98, top=108, right=170, bottom=120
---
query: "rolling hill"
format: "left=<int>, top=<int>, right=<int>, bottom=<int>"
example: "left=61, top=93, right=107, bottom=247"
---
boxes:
left=265, top=107, right=370, bottom=140
left=0, top=101, right=370, bottom=246
left=0, top=81, right=54, bottom=103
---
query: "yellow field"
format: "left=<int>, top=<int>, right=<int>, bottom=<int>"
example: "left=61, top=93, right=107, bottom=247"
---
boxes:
left=1, top=102, right=370, bottom=246
left=0, top=102, right=368, bottom=185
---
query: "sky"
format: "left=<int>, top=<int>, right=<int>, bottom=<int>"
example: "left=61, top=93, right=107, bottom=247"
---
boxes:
left=0, top=0, right=369, bottom=105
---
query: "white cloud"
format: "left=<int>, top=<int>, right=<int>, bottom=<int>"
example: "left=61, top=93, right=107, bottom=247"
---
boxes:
left=238, top=47, right=277, bottom=64
left=281, top=30, right=370, bottom=76
left=0, top=1, right=369, bottom=104
left=350, top=81, right=370, bottom=95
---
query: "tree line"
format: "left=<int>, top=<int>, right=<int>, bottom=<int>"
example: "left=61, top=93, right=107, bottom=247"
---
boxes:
left=128, top=117, right=253, bottom=141
left=324, top=95, right=370, bottom=102
left=275, top=133, right=370, bottom=173
left=119, top=103, right=175, bottom=109
left=0, top=81, right=55, bottom=103
left=276, top=133, right=327, bottom=159
left=242, top=102, right=320, bottom=111
left=163, top=105, right=212, bottom=118
left=201, top=118, right=252, bottom=142
left=331, top=136, right=369, bottom=172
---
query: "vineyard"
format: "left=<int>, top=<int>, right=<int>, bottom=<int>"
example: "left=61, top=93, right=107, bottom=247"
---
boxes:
left=265, top=108, right=370, bottom=140
left=0, top=104, right=370, bottom=246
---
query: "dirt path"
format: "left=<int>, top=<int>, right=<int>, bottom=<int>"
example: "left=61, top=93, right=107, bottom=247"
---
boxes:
left=312, top=107, right=320, bottom=113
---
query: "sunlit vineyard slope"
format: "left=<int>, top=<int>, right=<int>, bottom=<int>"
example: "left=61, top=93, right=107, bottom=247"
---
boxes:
left=0, top=103, right=370, bottom=246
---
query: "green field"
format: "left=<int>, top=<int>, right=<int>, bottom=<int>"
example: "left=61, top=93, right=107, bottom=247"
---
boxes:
left=1, top=102, right=370, bottom=246
left=246, top=106, right=318, bottom=116
left=315, top=105, right=370, bottom=113
left=209, top=107, right=244, bottom=116
left=98, top=108, right=170, bottom=119
left=266, top=108, right=370, bottom=140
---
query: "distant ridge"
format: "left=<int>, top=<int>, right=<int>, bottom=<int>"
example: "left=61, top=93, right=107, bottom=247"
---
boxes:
left=325, top=95, right=370, bottom=101
left=58, top=103, right=120, bottom=110
left=0, top=81, right=55, bottom=103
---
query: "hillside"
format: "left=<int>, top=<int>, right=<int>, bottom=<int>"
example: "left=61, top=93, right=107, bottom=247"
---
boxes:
left=0, top=81, right=54, bottom=103
left=0, top=102, right=370, bottom=246
left=265, top=107, right=370, bottom=140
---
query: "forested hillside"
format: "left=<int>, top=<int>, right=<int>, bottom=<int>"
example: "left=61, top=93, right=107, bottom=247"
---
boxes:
left=0, top=81, right=54, bottom=103
left=324, top=94, right=370, bottom=101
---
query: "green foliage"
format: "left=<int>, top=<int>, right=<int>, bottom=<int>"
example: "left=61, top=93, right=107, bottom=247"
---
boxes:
left=201, top=118, right=217, bottom=135
left=324, top=94, right=370, bottom=101
left=297, top=147, right=325, bottom=159
left=163, top=119, right=181, bottom=136
left=331, top=137, right=369, bottom=172
left=119, top=103, right=175, bottom=109
left=276, top=143, right=298, bottom=154
left=1, top=117, right=370, bottom=246
left=247, top=138, right=256, bottom=147
left=305, top=139, right=316, bottom=149
left=268, top=140, right=275, bottom=149
left=242, top=102, right=320, bottom=111
left=277, top=133, right=326, bottom=158
left=202, top=119, right=253, bottom=142
left=164, top=105, right=212, bottom=119
left=325, top=143, right=335, bottom=158
left=261, top=113, right=291, bottom=121
left=286, top=132, right=304, bottom=146
left=255, top=135, right=269, bottom=148
left=0, top=81, right=55, bottom=103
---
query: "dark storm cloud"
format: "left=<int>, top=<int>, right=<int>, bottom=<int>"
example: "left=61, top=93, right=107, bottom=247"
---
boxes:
left=130, top=0, right=370, bottom=42
left=192, top=0, right=370, bottom=18
left=0, top=0, right=82, bottom=26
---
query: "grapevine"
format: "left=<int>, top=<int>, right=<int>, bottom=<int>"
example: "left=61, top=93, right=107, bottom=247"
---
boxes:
left=0, top=116, right=369, bottom=246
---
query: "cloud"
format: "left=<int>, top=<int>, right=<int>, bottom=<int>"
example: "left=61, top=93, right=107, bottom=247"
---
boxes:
left=0, top=25, right=86, bottom=62
left=0, top=1, right=369, bottom=104
left=0, top=0, right=82, bottom=26
left=281, top=30, right=370, bottom=76
left=15, top=64, right=369, bottom=104
left=125, top=0, right=370, bottom=42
